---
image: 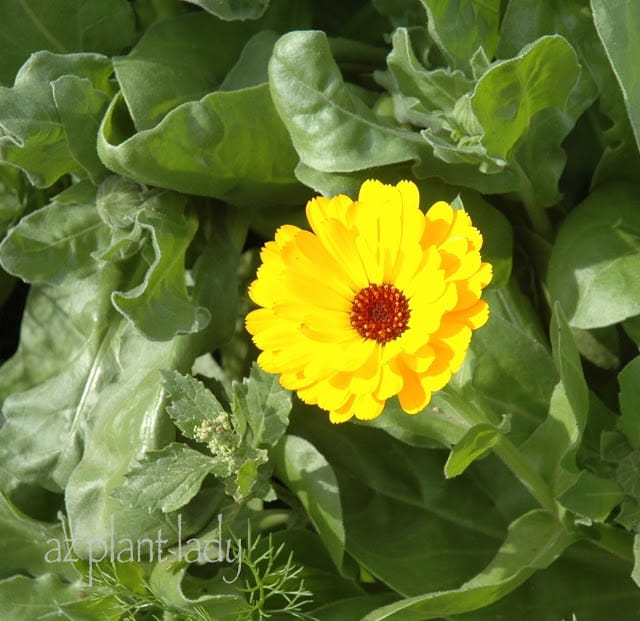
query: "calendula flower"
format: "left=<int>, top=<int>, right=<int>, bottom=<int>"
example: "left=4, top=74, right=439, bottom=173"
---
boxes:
left=245, top=179, right=492, bottom=423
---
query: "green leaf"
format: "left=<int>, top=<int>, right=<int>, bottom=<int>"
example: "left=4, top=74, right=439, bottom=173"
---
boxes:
left=366, top=395, right=470, bottom=449
left=0, top=270, right=127, bottom=490
left=633, top=535, right=640, bottom=588
left=0, top=491, right=73, bottom=579
left=290, top=409, right=506, bottom=594
left=98, top=85, right=305, bottom=207
left=550, top=303, right=589, bottom=425
left=112, top=443, right=222, bottom=513
left=0, top=260, right=217, bottom=556
left=112, top=12, right=254, bottom=131
left=618, top=356, right=640, bottom=449
left=444, top=424, right=501, bottom=478
left=183, top=0, right=270, bottom=21
left=362, top=510, right=572, bottom=620
left=161, top=370, right=230, bottom=442
left=517, top=306, right=588, bottom=493
left=0, top=0, right=134, bottom=85
left=497, top=0, right=638, bottom=189
left=149, top=560, right=250, bottom=619
left=380, top=27, right=475, bottom=125
left=273, top=434, right=345, bottom=569
left=520, top=384, right=580, bottom=494
left=234, top=363, right=292, bottom=449
left=0, top=574, right=89, bottom=621
left=0, top=181, right=109, bottom=285
left=547, top=182, right=640, bottom=329
left=51, top=74, right=111, bottom=182
left=0, top=51, right=114, bottom=187
left=314, top=593, right=401, bottom=621
left=111, top=191, right=210, bottom=341
left=471, top=35, right=580, bottom=160
left=269, top=30, right=420, bottom=173
left=592, top=0, right=640, bottom=154
left=468, top=284, right=558, bottom=442
left=436, top=539, right=640, bottom=620
left=616, top=450, right=640, bottom=499
left=558, top=471, right=624, bottom=521
left=419, top=0, right=500, bottom=73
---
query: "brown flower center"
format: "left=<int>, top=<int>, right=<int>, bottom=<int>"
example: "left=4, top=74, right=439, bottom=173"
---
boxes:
left=350, top=283, right=410, bottom=344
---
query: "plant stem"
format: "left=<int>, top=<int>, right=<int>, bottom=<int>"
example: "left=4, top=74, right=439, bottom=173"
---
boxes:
left=492, top=435, right=559, bottom=517
left=442, top=388, right=559, bottom=516
left=515, top=162, right=553, bottom=240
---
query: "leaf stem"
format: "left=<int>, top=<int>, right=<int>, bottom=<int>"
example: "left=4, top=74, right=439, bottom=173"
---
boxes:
left=442, top=388, right=559, bottom=516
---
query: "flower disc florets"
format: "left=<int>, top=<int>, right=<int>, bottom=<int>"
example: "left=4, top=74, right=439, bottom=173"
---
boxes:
left=350, top=283, right=410, bottom=344
left=245, top=179, right=492, bottom=423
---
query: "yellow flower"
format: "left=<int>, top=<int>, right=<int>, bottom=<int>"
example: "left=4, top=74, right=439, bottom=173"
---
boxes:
left=245, top=179, right=492, bottom=423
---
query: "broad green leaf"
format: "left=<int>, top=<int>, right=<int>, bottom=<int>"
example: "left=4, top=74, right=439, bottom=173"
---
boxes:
left=112, top=12, right=254, bottom=131
left=520, top=384, right=580, bottom=494
left=497, top=0, right=639, bottom=189
left=98, top=86, right=305, bottom=207
left=0, top=0, right=134, bottom=85
left=313, top=593, right=401, bottom=621
left=444, top=540, right=639, bottom=620
left=0, top=181, right=108, bottom=285
left=0, top=491, right=73, bottom=579
left=0, top=164, right=26, bottom=240
left=111, top=191, right=210, bottom=341
left=0, top=263, right=223, bottom=556
left=219, top=30, right=279, bottom=91
left=419, top=0, right=500, bottom=73
left=592, top=0, right=640, bottom=154
left=558, top=471, right=624, bottom=522
left=290, top=409, right=505, bottom=594
left=51, top=74, right=111, bottom=182
left=616, top=450, right=640, bottom=499
left=547, top=182, right=640, bottom=329
left=0, top=574, right=91, bottom=621
left=112, top=443, right=223, bottom=513
left=269, top=30, right=420, bottom=173
left=471, top=35, right=580, bottom=160
left=273, top=434, right=345, bottom=569
left=469, top=285, right=558, bottom=442
left=0, top=51, right=113, bottom=187
left=444, top=424, right=501, bottom=478
left=0, top=270, right=127, bottom=490
left=63, top=317, right=217, bottom=558
left=149, top=560, right=250, bottom=619
left=519, top=307, right=588, bottom=493
left=183, top=0, right=269, bottom=21
left=367, top=395, right=470, bottom=449
left=190, top=206, right=243, bottom=351
left=618, top=357, right=640, bottom=449
left=362, top=510, right=572, bottom=620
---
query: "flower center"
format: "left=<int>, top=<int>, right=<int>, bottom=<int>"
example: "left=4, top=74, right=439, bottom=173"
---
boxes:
left=350, top=283, right=410, bottom=344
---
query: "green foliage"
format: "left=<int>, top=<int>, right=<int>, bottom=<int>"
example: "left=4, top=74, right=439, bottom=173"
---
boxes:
left=2, top=1, right=640, bottom=619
